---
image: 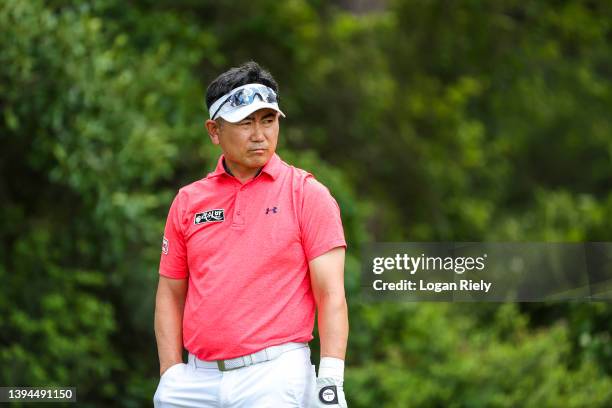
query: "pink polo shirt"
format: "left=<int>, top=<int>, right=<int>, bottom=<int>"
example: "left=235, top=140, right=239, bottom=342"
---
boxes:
left=159, top=153, right=346, bottom=361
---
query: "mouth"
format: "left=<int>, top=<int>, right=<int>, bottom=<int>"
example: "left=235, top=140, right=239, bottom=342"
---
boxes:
left=249, top=148, right=267, bottom=153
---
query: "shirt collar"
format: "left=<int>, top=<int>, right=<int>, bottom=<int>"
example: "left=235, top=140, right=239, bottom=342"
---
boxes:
left=208, top=153, right=281, bottom=181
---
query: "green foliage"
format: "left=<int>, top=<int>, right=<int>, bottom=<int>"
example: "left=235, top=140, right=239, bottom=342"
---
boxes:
left=0, top=0, right=210, bottom=405
left=348, top=304, right=612, bottom=407
left=1, top=0, right=611, bottom=406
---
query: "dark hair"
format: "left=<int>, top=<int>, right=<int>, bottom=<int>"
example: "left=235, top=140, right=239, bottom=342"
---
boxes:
left=205, top=61, right=279, bottom=110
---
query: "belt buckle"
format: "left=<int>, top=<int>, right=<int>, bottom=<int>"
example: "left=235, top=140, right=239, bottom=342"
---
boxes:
left=217, top=358, right=244, bottom=371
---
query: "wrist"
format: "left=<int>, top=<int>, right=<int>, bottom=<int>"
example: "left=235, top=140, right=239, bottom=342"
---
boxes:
left=318, top=356, right=345, bottom=380
left=160, top=358, right=183, bottom=375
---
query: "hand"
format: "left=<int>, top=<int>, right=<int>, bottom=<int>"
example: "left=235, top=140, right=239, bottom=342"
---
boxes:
left=312, top=377, right=347, bottom=408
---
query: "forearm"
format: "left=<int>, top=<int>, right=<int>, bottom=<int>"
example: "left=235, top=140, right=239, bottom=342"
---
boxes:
left=317, top=293, right=349, bottom=360
left=154, top=281, right=186, bottom=374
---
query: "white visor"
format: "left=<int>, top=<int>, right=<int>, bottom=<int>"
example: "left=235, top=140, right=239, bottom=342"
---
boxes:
left=208, top=83, right=285, bottom=123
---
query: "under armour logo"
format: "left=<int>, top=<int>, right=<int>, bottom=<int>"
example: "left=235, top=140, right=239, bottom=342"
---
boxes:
left=265, top=207, right=278, bottom=214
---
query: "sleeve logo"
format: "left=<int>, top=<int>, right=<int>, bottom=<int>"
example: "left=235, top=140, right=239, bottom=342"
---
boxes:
left=194, top=209, right=225, bottom=225
left=161, top=237, right=169, bottom=255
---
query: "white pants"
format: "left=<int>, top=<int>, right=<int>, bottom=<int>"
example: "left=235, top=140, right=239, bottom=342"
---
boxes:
left=154, top=345, right=316, bottom=407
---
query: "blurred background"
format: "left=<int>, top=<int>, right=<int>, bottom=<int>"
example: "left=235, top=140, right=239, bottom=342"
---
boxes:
left=1, top=0, right=611, bottom=406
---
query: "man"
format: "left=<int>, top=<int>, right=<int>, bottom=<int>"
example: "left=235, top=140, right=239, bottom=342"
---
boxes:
left=153, top=61, right=349, bottom=408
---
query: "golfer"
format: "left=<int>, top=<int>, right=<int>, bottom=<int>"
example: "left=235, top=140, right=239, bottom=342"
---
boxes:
left=154, top=61, right=349, bottom=407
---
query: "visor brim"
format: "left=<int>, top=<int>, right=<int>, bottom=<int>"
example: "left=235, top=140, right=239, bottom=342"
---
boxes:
left=218, top=101, right=285, bottom=123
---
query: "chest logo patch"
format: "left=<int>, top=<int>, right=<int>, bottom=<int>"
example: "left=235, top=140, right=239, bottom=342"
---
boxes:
left=194, top=209, right=225, bottom=225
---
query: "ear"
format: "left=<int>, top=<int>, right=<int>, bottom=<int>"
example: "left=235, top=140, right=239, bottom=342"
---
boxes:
left=205, top=119, right=221, bottom=145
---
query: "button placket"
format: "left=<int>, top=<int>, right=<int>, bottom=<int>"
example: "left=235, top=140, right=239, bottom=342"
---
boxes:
left=232, top=186, right=246, bottom=227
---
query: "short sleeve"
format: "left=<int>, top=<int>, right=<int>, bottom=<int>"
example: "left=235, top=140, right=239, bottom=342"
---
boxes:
left=300, top=176, right=347, bottom=261
left=159, top=192, right=189, bottom=279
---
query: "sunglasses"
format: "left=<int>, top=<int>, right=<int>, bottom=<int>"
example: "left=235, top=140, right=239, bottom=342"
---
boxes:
left=211, top=86, right=278, bottom=120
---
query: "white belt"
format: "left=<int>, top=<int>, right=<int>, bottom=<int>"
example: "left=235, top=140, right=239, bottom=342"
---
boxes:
left=188, top=342, right=308, bottom=372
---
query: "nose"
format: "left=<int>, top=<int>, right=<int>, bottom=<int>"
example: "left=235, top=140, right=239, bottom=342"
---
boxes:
left=250, top=121, right=266, bottom=142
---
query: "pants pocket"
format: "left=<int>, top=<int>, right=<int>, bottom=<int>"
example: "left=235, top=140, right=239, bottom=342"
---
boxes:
left=288, top=357, right=316, bottom=407
left=161, top=363, right=185, bottom=380
left=153, top=363, right=186, bottom=407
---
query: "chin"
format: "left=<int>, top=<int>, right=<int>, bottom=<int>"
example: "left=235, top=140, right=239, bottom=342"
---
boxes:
left=249, top=152, right=271, bottom=166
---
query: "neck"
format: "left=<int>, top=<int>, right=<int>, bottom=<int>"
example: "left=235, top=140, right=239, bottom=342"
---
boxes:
left=223, top=159, right=262, bottom=184
left=234, top=169, right=261, bottom=184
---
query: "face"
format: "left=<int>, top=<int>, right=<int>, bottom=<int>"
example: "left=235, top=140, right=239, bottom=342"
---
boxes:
left=206, top=108, right=279, bottom=176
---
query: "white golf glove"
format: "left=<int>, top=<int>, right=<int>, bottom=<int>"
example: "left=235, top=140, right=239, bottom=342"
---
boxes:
left=312, top=357, right=347, bottom=408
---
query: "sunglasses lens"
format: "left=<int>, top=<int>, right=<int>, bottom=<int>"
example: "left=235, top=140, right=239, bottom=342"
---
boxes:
left=266, top=91, right=277, bottom=103
left=229, top=87, right=277, bottom=107
left=232, top=90, right=249, bottom=106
